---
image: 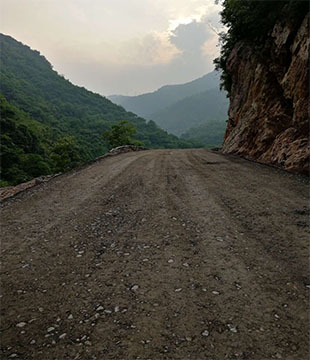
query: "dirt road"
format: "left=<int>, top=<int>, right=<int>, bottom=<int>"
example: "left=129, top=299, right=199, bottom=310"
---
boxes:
left=1, top=149, right=309, bottom=360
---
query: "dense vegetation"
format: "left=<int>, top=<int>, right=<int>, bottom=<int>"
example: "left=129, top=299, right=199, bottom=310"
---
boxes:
left=0, top=34, right=202, bottom=185
left=214, top=0, right=308, bottom=93
left=102, top=121, right=143, bottom=149
left=0, top=96, right=83, bottom=185
left=181, top=120, right=227, bottom=148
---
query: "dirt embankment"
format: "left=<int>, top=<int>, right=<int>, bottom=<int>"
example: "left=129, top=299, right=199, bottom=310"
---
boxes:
left=1, top=149, right=309, bottom=359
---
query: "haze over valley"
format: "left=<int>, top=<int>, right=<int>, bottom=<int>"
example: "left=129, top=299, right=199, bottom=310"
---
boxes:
left=109, top=71, right=229, bottom=146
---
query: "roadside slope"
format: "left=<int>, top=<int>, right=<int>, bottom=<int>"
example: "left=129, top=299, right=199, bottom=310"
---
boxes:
left=1, top=149, right=309, bottom=359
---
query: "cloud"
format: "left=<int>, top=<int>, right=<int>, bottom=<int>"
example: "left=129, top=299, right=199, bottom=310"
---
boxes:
left=118, top=32, right=181, bottom=66
left=56, top=12, right=223, bottom=96
left=115, top=14, right=220, bottom=69
left=170, top=20, right=210, bottom=53
left=1, top=0, right=223, bottom=94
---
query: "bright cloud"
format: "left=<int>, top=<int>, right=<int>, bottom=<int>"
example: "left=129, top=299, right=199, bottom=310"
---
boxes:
left=0, top=0, right=223, bottom=95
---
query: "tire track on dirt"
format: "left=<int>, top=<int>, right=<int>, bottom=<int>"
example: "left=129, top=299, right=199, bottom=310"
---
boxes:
left=0, top=149, right=309, bottom=360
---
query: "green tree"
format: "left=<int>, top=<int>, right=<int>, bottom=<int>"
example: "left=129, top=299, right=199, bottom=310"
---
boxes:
left=214, top=0, right=308, bottom=94
left=0, top=96, right=53, bottom=185
left=20, top=153, right=51, bottom=178
left=102, top=120, right=143, bottom=149
left=50, top=137, right=81, bottom=173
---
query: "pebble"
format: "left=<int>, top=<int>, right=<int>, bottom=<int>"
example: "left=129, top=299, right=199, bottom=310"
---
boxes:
left=201, top=330, right=209, bottom=337
left=212, top=291, right=220, bottom=295
left=85, top=340, right=92, bottom=346
left=9, top=354, right=18, bottom=358
left=68, top=314, right=73, bottom=319
left=183, top=263, right=189, bottom=267
left=227, top=324, right=237, bottom=333
left=97, top=306, right=104, bottom=311
left=168, top=259, right=174, bottom=263
left=47, top=327, right=55, bottom=333
left=216, top=237, right=224, bottom=242
left=131, top=285, right=139, bottom=291
left=30, top=340, right=36, bottom=345
left=16, top=322, right=26, bottom=328
left=59, top=333, right=67, bottom=339
left=104, top=310, right=112, bottom=314
left=114, top=306, right=120, bottom=312
left=175, top=288, right=182, bottom=292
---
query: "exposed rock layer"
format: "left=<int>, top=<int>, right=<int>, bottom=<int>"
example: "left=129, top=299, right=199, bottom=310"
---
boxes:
left=222, top=14, right=309, bottom=175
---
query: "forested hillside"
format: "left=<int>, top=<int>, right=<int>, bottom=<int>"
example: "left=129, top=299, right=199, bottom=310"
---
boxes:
left=150, top=88, right=228, bottom=136
left=0, top=34, right=202, bottom=185
left=181, top=120, right=227, bottom=148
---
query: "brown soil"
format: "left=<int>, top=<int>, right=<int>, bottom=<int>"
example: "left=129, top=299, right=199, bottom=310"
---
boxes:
left=0, top=149, right=309, bottom=360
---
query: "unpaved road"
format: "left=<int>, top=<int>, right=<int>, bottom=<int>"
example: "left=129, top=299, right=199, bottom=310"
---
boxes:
left=0, top=149, right=309, bottom=360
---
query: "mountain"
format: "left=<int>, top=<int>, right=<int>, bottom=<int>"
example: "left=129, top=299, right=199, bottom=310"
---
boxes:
left=181, top=120, right=227, bottom=148
left=108, top=71, right=221, bottom=118
left=150, top=88, right=229, bottom=137
left=0, top=34, right=202, bottom=185
left=108, top=71, right=229, bottom=146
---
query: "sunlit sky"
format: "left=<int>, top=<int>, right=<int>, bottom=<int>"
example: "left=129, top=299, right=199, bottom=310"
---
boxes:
left=1, top=0, right=223, bottom=95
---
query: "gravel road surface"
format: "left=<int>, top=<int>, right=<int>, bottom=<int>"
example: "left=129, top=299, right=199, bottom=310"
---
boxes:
left=1, top=149, right=309, bottom=360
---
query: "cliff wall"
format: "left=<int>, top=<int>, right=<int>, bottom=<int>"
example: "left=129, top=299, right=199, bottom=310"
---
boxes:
left=222, top=14, right=309, bottom=175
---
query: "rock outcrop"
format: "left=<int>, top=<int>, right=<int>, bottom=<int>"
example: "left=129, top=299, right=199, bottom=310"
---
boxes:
left=222, top=14, right=309, bottom=175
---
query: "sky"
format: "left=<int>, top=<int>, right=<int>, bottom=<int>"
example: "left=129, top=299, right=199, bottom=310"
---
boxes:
left=1, top=0, right=224, bottom=96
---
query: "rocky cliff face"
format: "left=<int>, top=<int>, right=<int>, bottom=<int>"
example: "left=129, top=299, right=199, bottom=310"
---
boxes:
left=222, top=14, right=309, bottom=175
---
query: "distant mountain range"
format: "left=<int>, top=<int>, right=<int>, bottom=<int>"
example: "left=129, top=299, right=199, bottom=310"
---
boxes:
left=108, top=71, right=229, bottom=146
left=109, top=71, right=221, bottom=117
left=151, top=88, right=228, bottom=136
